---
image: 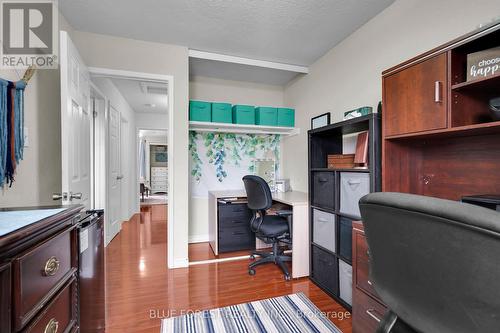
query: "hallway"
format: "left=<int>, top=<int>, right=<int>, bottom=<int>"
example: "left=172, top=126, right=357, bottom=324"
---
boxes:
left=105, top=205, right=352, bottom=333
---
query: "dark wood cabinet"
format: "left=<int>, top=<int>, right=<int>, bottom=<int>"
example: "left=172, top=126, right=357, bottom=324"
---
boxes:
left=352, top=221, right=386, bottom=333
left=0, top=205, right=82, bottom=333
left=383, top=53, right=448, bottom=137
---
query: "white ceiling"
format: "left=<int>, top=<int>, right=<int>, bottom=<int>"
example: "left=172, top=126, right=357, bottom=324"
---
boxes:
left=60, top=0, right=395, bottom=67
left=110, top=78, right=168, bottom=114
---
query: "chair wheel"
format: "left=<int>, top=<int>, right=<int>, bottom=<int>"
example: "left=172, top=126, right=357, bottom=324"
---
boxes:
left=284, top=275, right=291, bottom=281
left=248, top=269, right=256, bottom=276
left=249, top=255, right=255, bottom=260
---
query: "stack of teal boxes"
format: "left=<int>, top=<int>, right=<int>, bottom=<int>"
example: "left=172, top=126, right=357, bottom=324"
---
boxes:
left=189, top=100, right=295, bottom=127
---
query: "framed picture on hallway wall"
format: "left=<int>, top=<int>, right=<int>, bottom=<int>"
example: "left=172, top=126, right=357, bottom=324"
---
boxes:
left=311, top=113, right=330, bottom=129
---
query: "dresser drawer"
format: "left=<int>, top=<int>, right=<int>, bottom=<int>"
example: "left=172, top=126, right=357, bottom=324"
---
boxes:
left=219, top=216, right=252, bottom=229
left=340, top=172, right=370, bottom=218
left=353, top=288, right=386, bottom=333
left=13, top=228, right=74, bottom=330
left=355, top=232, right=378, bottom=299
left=23, top=278, right=77, bottom=333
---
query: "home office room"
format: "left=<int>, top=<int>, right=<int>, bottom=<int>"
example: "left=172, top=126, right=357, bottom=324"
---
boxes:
left=1, top=1, right=500, bottom=333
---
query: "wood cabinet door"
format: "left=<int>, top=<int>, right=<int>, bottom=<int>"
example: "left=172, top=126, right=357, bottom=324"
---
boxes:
left=383, top=53, right=448, bottom=136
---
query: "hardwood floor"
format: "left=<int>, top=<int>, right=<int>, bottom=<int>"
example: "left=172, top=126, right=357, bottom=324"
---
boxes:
left=188, top=242, right=255, bottom=262
left=105, top=205, right=353, bottom=333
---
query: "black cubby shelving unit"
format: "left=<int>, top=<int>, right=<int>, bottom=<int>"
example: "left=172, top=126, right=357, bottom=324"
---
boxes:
left=308, top=113, right=381, bottom=311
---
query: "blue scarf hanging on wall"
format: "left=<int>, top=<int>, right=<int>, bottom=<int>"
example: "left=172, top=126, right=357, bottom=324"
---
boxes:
left=0, top=78, right=25, bottom=188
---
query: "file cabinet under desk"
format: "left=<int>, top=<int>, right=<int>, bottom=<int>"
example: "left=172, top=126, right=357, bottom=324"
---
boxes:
left=217, top=202, right=255, bottom=253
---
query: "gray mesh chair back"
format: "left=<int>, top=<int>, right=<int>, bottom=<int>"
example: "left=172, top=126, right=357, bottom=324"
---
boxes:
left=359, top=192, right=500, bottom=333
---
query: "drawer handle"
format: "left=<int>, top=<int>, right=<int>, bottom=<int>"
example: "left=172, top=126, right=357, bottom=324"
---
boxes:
left=232, top=231, right=246, bottom=235
left=43, top=256, right=60, bottom=276
left=367, top=280, right=373, bottom=286
left=347, top=180, right=361, bottom=185
left=317, top=218, right=329, bottom=222
left=232, top=220, right=245, bottom=224
left=318, top=178, right=329, bottom=183
left=366, top=309, right=381, bottom=323
left=44, top=318, right=59, bottom=333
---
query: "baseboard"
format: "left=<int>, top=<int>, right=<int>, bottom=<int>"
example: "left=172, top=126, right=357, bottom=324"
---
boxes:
left=188, top=234, right=209, bottom=244
left=171, top=257, right=189, bottom=269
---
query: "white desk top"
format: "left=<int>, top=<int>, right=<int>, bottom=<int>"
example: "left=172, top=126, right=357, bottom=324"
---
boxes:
left=209, top=190, right=308, bottom=206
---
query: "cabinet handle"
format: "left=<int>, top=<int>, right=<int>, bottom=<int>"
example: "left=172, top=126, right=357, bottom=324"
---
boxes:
left=366, top=309, right=382, bottom=323
left=317, top=218, right=329, bottom=222
left=367, top=280, right=373, bottom=286
left=232, top=231, right=245, bottom=235
left=318, top=178, right=328, bottom=183
left=43, top=256, right=60, bottom=276
left=347, top=180, right=361, bottom=185
left=434, top=81, right=442, bottom=103
left=232, top=220, right=245, bottom=224
left=44, top=318, right=59, bottom=333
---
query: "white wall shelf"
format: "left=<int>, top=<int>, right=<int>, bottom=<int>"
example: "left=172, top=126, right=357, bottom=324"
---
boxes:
left=189, top=121, right=300, bottom=137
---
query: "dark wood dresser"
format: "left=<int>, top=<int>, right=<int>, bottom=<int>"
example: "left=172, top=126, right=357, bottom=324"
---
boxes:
left=0, top=205, right=83, bottom=333
left=352, top=221, right=386, bottom=333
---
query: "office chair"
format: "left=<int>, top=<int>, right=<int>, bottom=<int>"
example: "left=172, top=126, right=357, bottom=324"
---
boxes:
left=242, top=175, right=292, bottom=280
left=359, top=192, right=500, bottom=333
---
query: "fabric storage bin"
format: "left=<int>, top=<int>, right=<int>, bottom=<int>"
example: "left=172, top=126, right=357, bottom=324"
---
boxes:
left=312, top=245, right=339, bottom=295
left=339, top=259, right=353, bottom=306
left=313, top=209, right=336, bottom=253
left=255, top=107, right=278, bottom=126
left=277, top=108, right=295, bottom=127
left=340, top=172, right=370, bottom=217
left=339, top=216, right=353, bottom=261
left=232, top=105, right=255, bottom=124
left=312, top=172, right=335, bottom=210
left=189, top=100, right=211, bottom=122
left=212, top=103, right=232, bottom=123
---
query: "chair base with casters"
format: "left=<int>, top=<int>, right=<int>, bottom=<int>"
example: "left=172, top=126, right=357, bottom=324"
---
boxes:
left=243, top=175, right=293, bottom=281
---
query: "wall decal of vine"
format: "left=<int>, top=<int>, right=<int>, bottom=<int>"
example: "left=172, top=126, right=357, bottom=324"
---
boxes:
left=189, top=131, right=281, bottom=183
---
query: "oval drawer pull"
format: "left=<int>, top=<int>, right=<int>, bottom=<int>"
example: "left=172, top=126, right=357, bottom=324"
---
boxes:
left=44, top=318, right=59, bottom=333
left=318, top=178, right=329, bottom=183
left=347, top=180, right=362, bottom=185
left=43, top=256, right=60, bottom=276
left=366, top=309, right=381, bottom=323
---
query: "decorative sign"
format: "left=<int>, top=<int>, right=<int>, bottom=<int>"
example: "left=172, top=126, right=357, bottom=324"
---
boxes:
left=467, top=46, right=500, bottom=81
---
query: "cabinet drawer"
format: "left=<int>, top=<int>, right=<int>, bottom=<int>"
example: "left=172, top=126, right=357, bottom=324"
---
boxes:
left=219, top=216, right=251, bottom=229
left=13, top=228, right=74, bottom=330
left=218, top=203, right=251, bottom=218
left=355, top=232, right=378, bottom=298
left=23, top=278, right=76, bottom=333
left=312, top=172, right=335, bottom=210
left=218, top=227, right=255, bottom=253
left=340, top=172, right=370, bottom=218
left=339, top=259, right=353, bottom=306
left=312, top=209, right=336, bottom=253
left=311, top=245, right=338, bottom=295
left=353, top=288, right=386, bottom=333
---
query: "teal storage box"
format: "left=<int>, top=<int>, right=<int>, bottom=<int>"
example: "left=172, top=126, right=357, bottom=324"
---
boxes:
left=232, top=105, right=255, bottom=125
left=189, top=100, right=211, bottom=122
left=255, top=107, right=278, bottom=126
left=277, top=108, right=295, bottom=127
left=211, top=103, right=233, bottom=123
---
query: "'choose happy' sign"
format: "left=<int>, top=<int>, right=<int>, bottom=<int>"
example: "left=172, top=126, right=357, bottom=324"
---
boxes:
left=467, top=46, right=500, bottom=81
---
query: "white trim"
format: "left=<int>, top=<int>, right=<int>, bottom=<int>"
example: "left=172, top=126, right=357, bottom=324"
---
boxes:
left=188, top=50, right=309, bottom=74
left=189, top=255, right=250, bottom=266
left=88, top=67, right=177, bottom=269
left=188, top=234, right=210, bottom=244
left=173, top=257, right=190, bottom=268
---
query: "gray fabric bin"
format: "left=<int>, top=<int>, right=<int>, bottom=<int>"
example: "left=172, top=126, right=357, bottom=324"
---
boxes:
left=313, top=209, right=335, bottom=253
left=339, top=259, right=353, bottom=306
left=340, top=172, right=370, bottom=217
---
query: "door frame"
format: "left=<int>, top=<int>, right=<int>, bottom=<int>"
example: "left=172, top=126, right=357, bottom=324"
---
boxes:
left=88, top=67, right=175, bottom=268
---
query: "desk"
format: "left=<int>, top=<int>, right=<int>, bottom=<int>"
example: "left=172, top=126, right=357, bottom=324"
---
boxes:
left=208, top=190, right=309, bottom=278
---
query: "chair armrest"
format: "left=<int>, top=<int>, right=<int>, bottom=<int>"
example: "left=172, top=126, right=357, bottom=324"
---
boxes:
left=276, top=210, right=293, bottom=217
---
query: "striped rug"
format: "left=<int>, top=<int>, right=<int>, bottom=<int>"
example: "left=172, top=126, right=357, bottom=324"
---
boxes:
left=161, top=293, right=342, bottom=333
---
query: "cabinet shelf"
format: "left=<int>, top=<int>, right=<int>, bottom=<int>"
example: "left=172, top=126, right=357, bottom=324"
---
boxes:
left=451, top=73, right=500, bottom=93
left=385, top=120, right=500, bottom=140
left=189, top=121, right=300, bottom=136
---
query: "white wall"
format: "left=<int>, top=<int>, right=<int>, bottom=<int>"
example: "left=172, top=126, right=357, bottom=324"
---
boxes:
left=93, top=78, right=137, bottom=220
left=136, top=112, right=168, bottom=130
left=188, top=76, right=285, bottom=242
left=283, top=0, right=500, bottom=193
left=72, top=31, right=190, bottom=267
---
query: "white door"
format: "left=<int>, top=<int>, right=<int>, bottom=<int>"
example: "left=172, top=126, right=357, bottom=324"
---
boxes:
left=59, top=31, right=91, bottom=208
left=107, top=104, right=122, bottom=243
